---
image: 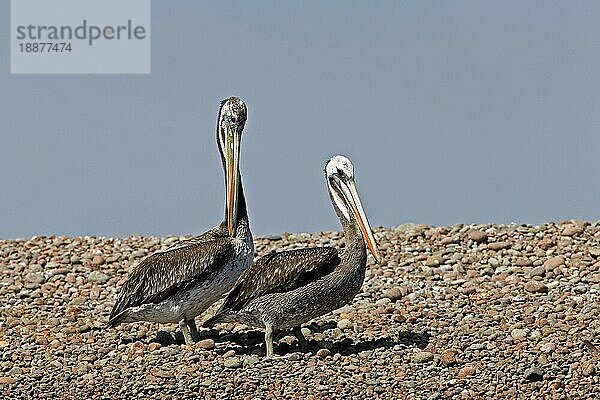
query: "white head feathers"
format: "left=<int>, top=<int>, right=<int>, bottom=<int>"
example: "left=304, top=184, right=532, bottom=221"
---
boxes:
left=325, top=155, right=355, bottom=221
left=325, top=155, right=354, bottom=181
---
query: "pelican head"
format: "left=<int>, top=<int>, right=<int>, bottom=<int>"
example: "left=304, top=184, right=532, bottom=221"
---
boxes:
left=325, top=155, right=381, bottom=263
left=217, top=97, right=247, bottom=236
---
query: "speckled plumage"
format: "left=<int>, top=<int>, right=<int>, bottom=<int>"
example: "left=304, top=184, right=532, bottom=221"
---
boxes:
left=107, top=219, right=252, bottom=326
left=204, top=229, right=365, bottom=331
left=205, top=156, right=380, bottom=356
left=210, top=246, right=341, bottom=319
left=107, top=97, right=253, bottom=344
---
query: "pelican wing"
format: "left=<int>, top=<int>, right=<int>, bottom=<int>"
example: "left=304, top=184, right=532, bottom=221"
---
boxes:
left=108, top=230, right=233, bottom=324
left=218, top=246, right=340, bottom=312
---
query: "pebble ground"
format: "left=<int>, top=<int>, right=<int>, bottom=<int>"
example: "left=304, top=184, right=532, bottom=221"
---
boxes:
left=1, top=221, right=599, bottom=399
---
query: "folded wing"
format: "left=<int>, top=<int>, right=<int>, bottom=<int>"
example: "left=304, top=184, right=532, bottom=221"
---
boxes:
left=108, top=232, right=234, bottom=325
left=217, top=246, right=340, bottom=313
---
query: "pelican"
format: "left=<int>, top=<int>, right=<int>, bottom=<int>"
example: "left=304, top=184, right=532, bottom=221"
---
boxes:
left=204, top=155, right=380, bottom=357
left=107, top=97, right=254, bottom=345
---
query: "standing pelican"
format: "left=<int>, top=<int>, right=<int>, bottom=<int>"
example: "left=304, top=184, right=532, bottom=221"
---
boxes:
left=204, top=155, right=380, bottom=357
left=107, top=97, right=254, bottom=345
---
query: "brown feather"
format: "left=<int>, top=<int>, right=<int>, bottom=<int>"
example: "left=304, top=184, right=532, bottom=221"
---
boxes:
left=216, top=247, right=340, bottom=314
left=108, top=227, right=234, bottom=324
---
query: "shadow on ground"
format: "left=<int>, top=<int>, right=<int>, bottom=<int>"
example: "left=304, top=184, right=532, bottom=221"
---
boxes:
left=116, top=320, right=430, bottom=358
left=177, top=322, right=432, bottom=357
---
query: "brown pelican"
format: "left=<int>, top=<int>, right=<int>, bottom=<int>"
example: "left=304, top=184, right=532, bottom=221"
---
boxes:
left=204, top=155, right=380, bottom=357
left=107, top=97, right=254, bottom=345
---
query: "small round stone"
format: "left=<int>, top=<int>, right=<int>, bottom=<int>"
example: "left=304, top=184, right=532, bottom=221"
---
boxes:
left=540, top=342, right=555, bottom=354
left=195, top=339, right=215, bottom=350
left=88, top=271, right=109, bottom=284
left=582, top=363, right=596, bottom=377
left=524, top=367, right=543, bottom=382
left=222, top=350, right=236, bottom=359
left=336, top=319, right=353, bottom=330
left=511, top=328, right=529, bottom=340
left=413, top=351, right=434, bottom=363
left=383, top=287, right=403, bottom=302
left=316, top=349, right=331, bottom=358
left=524, top=281, right=548, bottom=293
left=467, top=230, right=488, bottom=242
left=148, top=342, right=161, bottom=351
left=440, top=349, right=457, bottom=366
left=457, top=366, right=476, bottom=378
left=92, top=255, right=105, bottom=265
left=543, top=256, right=564, bottom=270
left=223, top=357, right=242, bottom=369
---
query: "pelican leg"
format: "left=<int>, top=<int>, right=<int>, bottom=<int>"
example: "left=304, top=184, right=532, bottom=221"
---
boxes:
left=265, top=324, right=274, bottom=358
left=187, top=318, right=200, bottom=342
left=179, top=319, right=194, bottom=345
left=293, top=326, right=308, bottom=351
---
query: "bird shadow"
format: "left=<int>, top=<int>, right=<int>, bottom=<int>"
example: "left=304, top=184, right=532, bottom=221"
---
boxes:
left=198, top=324, right=430, bottom=357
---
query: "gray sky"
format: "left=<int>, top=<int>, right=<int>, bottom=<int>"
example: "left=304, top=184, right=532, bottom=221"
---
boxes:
left=1, top=1, right=599, bottom=238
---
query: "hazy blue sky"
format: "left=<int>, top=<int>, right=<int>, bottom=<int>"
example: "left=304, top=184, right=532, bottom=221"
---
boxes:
left=1, top=1, right=599, bottom=238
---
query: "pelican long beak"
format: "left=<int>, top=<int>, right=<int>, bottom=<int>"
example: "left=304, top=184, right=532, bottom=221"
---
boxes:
left=336, top=177, right=382, bottom=263
left=224, top=124, right=241, bottom=237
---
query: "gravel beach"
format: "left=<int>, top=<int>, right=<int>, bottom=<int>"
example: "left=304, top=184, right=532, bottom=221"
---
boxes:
left=1, top=221, right=599, bottom=399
